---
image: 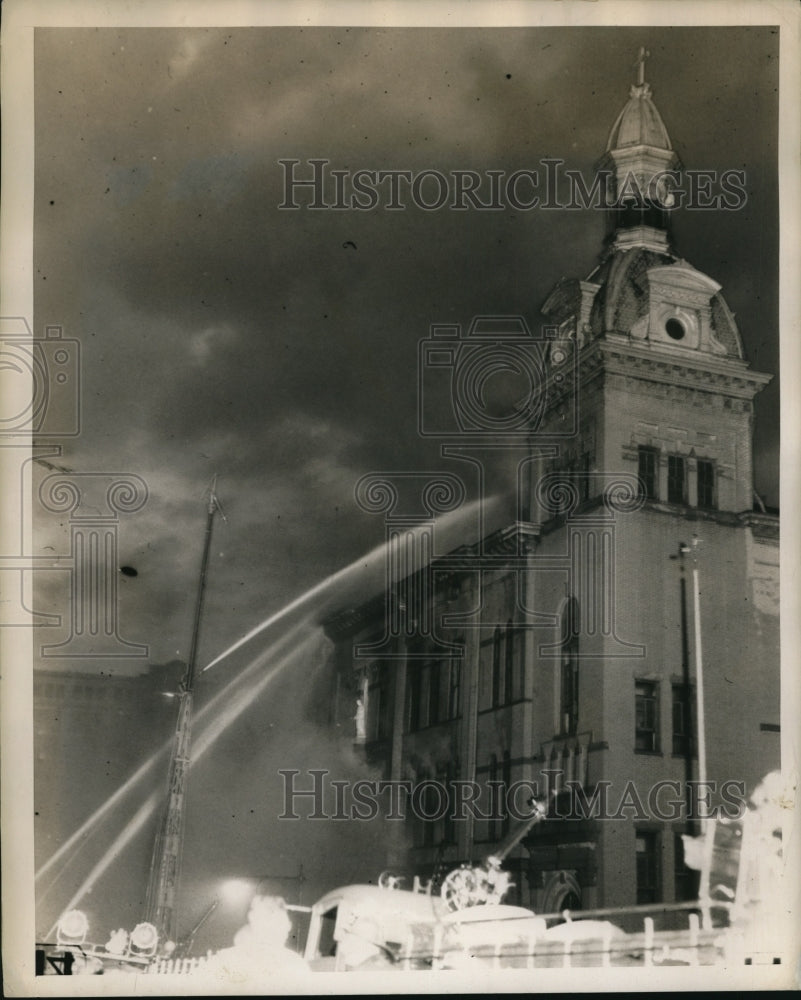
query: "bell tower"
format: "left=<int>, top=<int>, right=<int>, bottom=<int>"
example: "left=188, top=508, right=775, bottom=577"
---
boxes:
left=531, top=54, right=771, bottom=518
left=520, top=55, right=778, bottom=914
left=596, top=46, right=681, bottom=252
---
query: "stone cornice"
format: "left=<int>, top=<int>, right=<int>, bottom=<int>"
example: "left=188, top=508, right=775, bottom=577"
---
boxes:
left=535, top=496, right=779, bottom=537
left=322, top=507, right=778, bottom=639
left=577, top=337, right=772, bottom=400
left=740, top=510, right=780, bottom=541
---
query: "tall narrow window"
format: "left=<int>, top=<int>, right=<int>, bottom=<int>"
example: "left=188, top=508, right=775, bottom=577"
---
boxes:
left=422, top=774, right=436, bottom=847
left=428, top=660, right=442, bottom=726
left=369, top=674, right=382, bottom=742
left=492, top=627, right=503, bottom=707
left=635, top=680, right=660, bottom=752
left=488, top=754, right=500, bottom=842
left=448, top=656, right=462, bottom=719
left=672, top=683, right=695, bottom=757
left=638, top=446, right=658, bottom=500
left=443, top=760, right=458, bottom=845
left=668, top=455, right=686, bottom=504
left=674, top=832, right=701, bottom=902
left=636, top=830, right=661, bottom=904
left=559, top=599, right=579, bottom=735
left=697, top=459, right=716, bottom=509
left=505, top=620, right=515, bottom=704
left=366, top=663, right=386, bottom=740
left=478, top=638, right=494, bottom=711
left=515, top=627, right=526, bottom=701
left=368, top=664, right=391, bottom=741
left=502, top=751, right=512, bottom=836
left=378, top=681, right=391, bottom=740
left=408, top=663, right=423, bottom=732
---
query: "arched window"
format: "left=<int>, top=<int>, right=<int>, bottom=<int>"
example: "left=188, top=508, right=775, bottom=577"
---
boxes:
left=560, top=598, right=580, bottom=736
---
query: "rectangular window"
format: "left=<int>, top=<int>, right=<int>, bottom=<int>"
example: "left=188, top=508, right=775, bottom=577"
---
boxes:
left=697, top=459, right=716, bottom=509
left=423, top=781, right=436, bottom=846
left=638, top=446, right=658, bottom=500
left=492, top=628, right=504, bottom=707
left=667, top=455, right=686, bottom=504
left=428, top=660, right=442, bottom=726
left=316, top=907, right=338, bottom=959
left=672, top=683, right=695, bottom=757
left=636, top=830, right=661, bottom=904
left=443, top=761, right=458, bottom=845
left=635, top=680, right=659, bottom=752
left=488, top=755, right=501, bottom=842
left=513, top=628, right=526, bottom=701
left=674, top=833, right=701, bottom=903
left=413, top=773, right=436, bottom=848
left=368, top=681, right=382, bottom=741
left=408, top=663, right=424, bottom=732
left=560, top=640, right=579, bottom=736
left=367, top=665, right=391, bottom=742
left=448, top=657, right=462, bottom=719
left=505, top=624, right=515, bottom=705
left=502, top=751, right=512, bottom=836
left=478, top=640, right=494, bottom=711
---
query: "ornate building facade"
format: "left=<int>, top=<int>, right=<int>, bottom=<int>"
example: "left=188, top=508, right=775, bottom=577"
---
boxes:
left=323, top=65, right=779, bottom=916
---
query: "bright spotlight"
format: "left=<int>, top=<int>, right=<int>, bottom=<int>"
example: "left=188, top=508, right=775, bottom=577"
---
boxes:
left=129, top=921, right=159, bottom=956
left=220, top=878, right=255, bottom=907
left=56, top=909, right=89, bottom=946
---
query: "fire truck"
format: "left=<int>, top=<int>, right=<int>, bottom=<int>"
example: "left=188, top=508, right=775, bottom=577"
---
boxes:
left=38, top=771, right=788, bottom=975
left=299, top=773, right=786, bottom=971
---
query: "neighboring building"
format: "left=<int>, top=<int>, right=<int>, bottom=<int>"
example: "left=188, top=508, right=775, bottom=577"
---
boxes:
left=33, top=661, right=185, bottom=932
left=322, top=65, right=779, bottom=916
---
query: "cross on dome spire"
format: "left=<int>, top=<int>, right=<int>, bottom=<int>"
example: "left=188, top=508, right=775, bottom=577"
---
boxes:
left=635, top=46, right=649, bottom=87
left=598, top=47, right=681, bottom=251
left=604, top=48, right=672, bottom=153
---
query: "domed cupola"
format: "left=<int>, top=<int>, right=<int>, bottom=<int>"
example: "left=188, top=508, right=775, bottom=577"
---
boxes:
left=538, top=51, right=773, bottom=521
left=596, top=48, right=681, bottom=251
left=605, top=82, right=672, bottom=153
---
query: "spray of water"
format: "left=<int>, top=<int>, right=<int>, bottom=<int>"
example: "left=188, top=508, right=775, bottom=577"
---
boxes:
left=193, top=628, right=321, bottom=759
left=202, top=495, right=495, bottom=673
left=36, top=620, right=312, bottom=887
left=37, top=493, right=495, bottom=928
left=44, top=630, right=322, bottom=938
left=36, top=752, right=165, bottom=885
left=44, top=793, right=162, bottom=941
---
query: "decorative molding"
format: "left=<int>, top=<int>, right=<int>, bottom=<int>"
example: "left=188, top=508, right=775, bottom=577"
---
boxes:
left=595, top=341, right=771, bottom=399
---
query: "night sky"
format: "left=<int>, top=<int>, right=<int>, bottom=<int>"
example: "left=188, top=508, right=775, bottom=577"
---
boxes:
left=28, top=20, right=781, bottom=947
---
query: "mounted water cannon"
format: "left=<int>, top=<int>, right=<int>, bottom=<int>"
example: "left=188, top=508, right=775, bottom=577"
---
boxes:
left=441, top=791, right=552, bottom=912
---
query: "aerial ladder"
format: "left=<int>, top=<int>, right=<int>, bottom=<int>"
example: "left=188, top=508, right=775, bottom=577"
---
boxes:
left=145, top=477, right=223, bottom=944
